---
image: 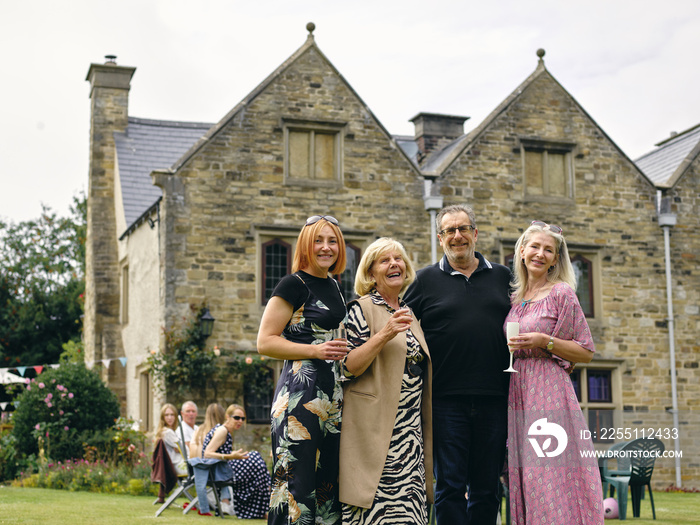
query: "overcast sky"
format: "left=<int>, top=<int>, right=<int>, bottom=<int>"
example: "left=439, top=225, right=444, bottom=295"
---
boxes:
left=1, top=0, right=699, bottom=223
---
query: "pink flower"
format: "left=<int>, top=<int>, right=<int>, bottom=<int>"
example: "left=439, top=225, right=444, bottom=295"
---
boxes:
left=38, top=383, right=45, bottom=389
left=128, top=444, right=136, bottom=452
left=35, top=424, right=40, bottom=430
left=68, top=393, right=74, bottom=398
left=245, top=356, right=253, bottom=364
left=26, top=385, right=31, bottom=391
left=64, top=426, right=69, bottom=431
left=47, top=393, right=53, bottom=400
left=59, top=410, right=64, bottom=415
left=46, top=402, right=52, bottom=408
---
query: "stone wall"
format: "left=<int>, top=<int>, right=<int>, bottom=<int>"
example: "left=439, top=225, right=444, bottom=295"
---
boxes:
left=433, top=69, right=692, bottom=486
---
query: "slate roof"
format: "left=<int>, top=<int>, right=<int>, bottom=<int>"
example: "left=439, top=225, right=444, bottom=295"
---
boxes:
left=635, top=124, right=700, bottom=187
left=393, top=135, right=420, bottom=166
left=114, top=117, right=213, bottom=229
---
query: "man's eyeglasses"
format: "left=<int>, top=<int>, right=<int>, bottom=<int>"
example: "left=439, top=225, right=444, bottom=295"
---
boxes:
left=305, top=215, right=339, bottom=226
left=439, top=225, right=475, bottom=237
left=231, top=416, right=246, bottom=421
left=531, top=220, right=563, bottom=234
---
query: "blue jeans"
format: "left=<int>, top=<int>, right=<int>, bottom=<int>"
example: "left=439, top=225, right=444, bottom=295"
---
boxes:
left=432, top=395, right=507, bottom=525
left=189, top=458, right=233, bottom=514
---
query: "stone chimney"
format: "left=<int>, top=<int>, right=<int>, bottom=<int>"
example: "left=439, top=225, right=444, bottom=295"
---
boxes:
left=410, top=112, right=469, bottom=159
left=84, top=56, right=135, bottom=412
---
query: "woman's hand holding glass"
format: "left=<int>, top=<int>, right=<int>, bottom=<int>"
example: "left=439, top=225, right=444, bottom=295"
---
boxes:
left=317, top=325, right=349, bottom=361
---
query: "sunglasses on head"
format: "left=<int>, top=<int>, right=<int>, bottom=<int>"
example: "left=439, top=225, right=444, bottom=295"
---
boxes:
left=305, top=215, right=339, bottom=226
left=531, top=220, right=563, bottom=235
left=231, top=416, right=246, bottom=421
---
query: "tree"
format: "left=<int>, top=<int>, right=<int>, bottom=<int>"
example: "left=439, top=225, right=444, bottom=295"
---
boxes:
left=0, top=194, right=86, bottom=367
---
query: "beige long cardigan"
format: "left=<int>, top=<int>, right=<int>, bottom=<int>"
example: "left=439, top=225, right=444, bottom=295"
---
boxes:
left=338, top=295, right=434, bottom=509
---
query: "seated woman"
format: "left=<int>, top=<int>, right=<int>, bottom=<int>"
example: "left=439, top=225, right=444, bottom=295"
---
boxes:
left=152, top=403, right=188, bottom=503
left=221, top=404, right=271, bottom=519
left=155, top=403, right=188, bottom=475
left=189, top=403, right=237, bottom=516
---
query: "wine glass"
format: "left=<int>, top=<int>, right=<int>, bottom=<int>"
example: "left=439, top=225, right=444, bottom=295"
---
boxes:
left=504, top=321, right=519, bottom=373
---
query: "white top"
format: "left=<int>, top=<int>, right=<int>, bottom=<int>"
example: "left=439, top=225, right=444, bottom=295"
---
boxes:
left=161, top=428, right=188, bottom=476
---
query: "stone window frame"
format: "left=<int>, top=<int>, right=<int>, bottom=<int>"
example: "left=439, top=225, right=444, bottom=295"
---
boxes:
left=570, top=360, right=625, bottom=445
left=261, top=238, right=292, bottom=305
left=502, top=244, right=601, bottom=321
left=518, top=138, right=576, bottom=202
left=281, top=117, right=346, bottom=188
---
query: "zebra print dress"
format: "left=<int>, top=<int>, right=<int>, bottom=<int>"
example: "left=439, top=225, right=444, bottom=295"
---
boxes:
left=341, top=293, right=428, bottom=525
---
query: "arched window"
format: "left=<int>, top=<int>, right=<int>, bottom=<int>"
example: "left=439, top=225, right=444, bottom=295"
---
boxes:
left=262, top=238, right=291, bottom=304
left=338, top=242, right=361, bottom=302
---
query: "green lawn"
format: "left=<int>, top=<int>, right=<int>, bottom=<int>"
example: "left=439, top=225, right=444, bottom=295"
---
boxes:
left=498, top=490, right=700, bottom=524
left=0, top=486, right=266, bottom=524
left=1, top=486, right=699, bottom=524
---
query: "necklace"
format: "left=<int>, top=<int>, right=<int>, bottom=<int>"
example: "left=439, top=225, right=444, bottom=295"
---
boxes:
left=521, top=280, right=546, bottom=308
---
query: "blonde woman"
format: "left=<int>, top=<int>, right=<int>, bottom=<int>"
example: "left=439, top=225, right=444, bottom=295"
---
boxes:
left=211, top=404, right=271, bottom=519
left=338, top=237, right=433, bottom=524
left=154, top=403, right=187, bottom=475
left=152, top=403, right=187, bottom=503
left=188, top=403, right=234, bottom=516
left=505, top=221, right=603, bottom=524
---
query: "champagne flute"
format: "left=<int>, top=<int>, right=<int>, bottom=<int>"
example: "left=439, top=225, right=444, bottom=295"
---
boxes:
left=504, top=321, right=519, bottom=373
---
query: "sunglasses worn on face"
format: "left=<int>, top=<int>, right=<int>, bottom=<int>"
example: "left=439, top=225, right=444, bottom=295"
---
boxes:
left=531, top=220, right=563, bottom=235
left=232, top=416, right=246, bottom=421
left=305, top=215, right=339, bottom=226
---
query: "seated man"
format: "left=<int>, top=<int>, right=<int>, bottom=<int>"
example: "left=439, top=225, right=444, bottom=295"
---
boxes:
left=177, top=400, right=199, bottom=448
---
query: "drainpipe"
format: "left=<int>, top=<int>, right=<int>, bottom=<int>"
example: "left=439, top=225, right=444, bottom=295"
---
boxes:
left=423, top=178, right=443, bottom=263
left=658, top=195, right=681, bottom=487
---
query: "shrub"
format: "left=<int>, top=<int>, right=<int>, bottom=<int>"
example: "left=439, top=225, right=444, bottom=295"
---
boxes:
left=11, top=362, right=120, bottom=461
left=13, top=457, right=155, bottom=495
left=146, top=304, right=222, bottom=404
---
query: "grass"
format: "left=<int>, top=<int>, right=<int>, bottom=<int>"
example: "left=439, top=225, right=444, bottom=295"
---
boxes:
left=1, top=486, right=699, bottom=524
left=498, top=490, right=700, bottom=524
left=0, top=486, right=267, bottom=524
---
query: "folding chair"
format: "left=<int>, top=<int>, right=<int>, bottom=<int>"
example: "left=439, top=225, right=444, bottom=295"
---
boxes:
left=154, top=416, right=197, bottom=517
left=184, top=457, right=236, bottom=518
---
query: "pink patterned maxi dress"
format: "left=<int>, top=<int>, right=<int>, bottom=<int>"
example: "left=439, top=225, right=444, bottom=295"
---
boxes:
left=505, top=282, right=604, bottom=525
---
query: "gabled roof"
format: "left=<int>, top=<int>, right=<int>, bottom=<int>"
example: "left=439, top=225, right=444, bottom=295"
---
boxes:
left=169, top=27, right=420, bottom=176
left=421, top=53, right=654, bottom=189
left=635, top=124, right=700, bottom=188
left=114, top=117, right=212, bottom=228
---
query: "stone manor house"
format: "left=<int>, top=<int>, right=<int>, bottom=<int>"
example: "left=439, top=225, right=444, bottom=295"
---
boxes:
left=84, top=24, right=698, bottom=486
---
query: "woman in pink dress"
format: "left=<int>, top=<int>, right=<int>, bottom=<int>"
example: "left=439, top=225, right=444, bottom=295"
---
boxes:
left=505, top=221, right=604, bottom=524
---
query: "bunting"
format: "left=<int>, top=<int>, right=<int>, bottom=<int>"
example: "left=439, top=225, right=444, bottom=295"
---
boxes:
left=0, top=357, right=128, bottom=380
left=1, top=358, right=129, bottom=413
